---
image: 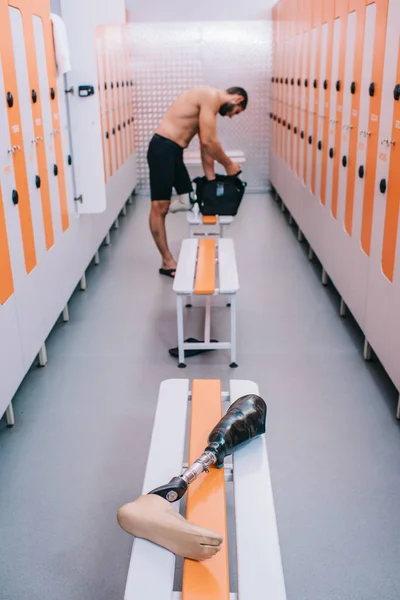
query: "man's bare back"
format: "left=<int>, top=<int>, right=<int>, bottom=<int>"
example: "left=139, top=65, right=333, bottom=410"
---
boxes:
left=156, top=86, right=220, bottom=148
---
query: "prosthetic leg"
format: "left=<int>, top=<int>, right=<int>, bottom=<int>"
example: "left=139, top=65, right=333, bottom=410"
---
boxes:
left=117, top=394, right=267, bottom=561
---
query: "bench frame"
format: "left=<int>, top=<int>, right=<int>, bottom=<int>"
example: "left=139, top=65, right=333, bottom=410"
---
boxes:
left=123, top=378, right=287, bottom=600
left=173, top=238, right=239, bottom=368
left=187, top=210, right=234, bottom=239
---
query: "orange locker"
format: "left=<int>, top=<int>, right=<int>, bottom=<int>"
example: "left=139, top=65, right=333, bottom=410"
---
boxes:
left=310, top=0, right=324, bottom=195
left=361, top=0, right=390, bottom=255
left=301, top=0, right=313, bottom=187
left=320, top=0, right=336, bottom=205
left=95, top=27, right=107, bottom=182
left=381, top=45, right=400, bottom=282
left=0, top=2, right=37, bottom=274
left=33, top=0, right=69, bottom=234
left=0, top=184, right=14, bottom=305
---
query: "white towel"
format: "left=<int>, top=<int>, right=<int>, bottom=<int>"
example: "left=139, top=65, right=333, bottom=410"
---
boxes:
left=50, top=13, right=72, bottom=76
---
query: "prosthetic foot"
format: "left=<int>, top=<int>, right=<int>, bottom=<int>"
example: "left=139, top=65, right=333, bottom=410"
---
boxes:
left=117, top=493, right=222, bottom=561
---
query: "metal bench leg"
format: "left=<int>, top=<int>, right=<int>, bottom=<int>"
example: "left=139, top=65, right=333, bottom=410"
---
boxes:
left=94, top=251, right=100, bottom=266
left=114, top=217, right=119, bottom=230
left=105, top=232, right=111, bottom=246
left=80, top=273, right=87, bottom=291
left=308, top=246, right=314, bottom=261
left=396, top=394, right=400, bottom=420
left=186, top=295, right=193, bottom=308
left=127, top=194, right=133, bottom=205
left=39, top=342, right=47, bottom=367
left=62, top=303, right=69, bottom=322
left=230, top=294, right=238, bottom=368
left=340, top=298, right=347, bottom=317
left=297, top=227, right=303, bottom=242
left=121, top=204, right=127, bottom=217
left=6, top=402, right=15, bottom=427
left=177, top=295, right=186, bottom=368
left=363, top=338, right=372, bottom=361
left=322, top=268, right=328, bottom=286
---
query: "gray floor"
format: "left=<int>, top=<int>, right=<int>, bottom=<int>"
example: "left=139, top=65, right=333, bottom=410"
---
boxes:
left=1, top=193, right=400, bottom=600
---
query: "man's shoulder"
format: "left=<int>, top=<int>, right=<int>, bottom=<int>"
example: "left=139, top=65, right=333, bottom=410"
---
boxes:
left=190, top=85, right=219, bottom=108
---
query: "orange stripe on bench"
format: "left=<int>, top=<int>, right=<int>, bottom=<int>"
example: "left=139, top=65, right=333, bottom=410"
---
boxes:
left=194, top=238, right=215, bottom=295
left=182, top=379, right=230, bottom=600
left=202, top=215, right=217, bottom=225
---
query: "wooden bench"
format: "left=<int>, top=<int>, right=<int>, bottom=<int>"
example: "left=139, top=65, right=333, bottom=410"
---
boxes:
left=172, top=238, right=239, bottom=368
left=122, top=378, right=287, bottom=600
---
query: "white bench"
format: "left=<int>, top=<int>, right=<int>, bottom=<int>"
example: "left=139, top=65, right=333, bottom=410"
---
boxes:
left=172, top=238, right=239, bottom=368
left=122, top=378, right=287, bottom=600
left=187, top=205, right=234, bottom=239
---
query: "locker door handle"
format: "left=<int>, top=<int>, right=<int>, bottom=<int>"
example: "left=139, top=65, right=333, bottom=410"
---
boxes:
left=380, top=179, right=387, bottom=194
left=269, top=112, right=273, bottom=118
left=291, top=78, right=294, bottom=86
left=329, top=148, right=334, bottom=158
left=285, top=78, right=288, bottom=85
left=283, top=120, right=286, bottom=126
left=369, top=82, right=375, bottom=97
left=294, top=127, right=298, bottom=134
left=271, top=77, right=274, bottom=83
left=68, top=155, right=72, bottom=165
left=106, top=132, right=109, bottom=139
left=308, top=135, right=312, bottom=145
left=394, top=84, right=400, bottom=101
left=35, top=175, right=41, bottom=188
left=7, top=92, right=13, bottom=108
left=53, top=164, right=58, bottom=176
left=50, top=88, right=56, bottom=100
left=300, top=131, right=304, bottom=139
left=12, top=190, right=18, bottom=205
left=297, top=79, right=301, bottom=86
left=318, top=141, right=322, bottom=150
left=342, top=156, right=347, bottom=167
left=304, top=79, right=308, bottom=87
left=313, top=79, right=317, bottom=89
left=288, top=123, right=291, bottom=130
left=336, top=80, right=341, bottom=92
left=31, top=89, right=38, bottom=103
left=358, top=166, right=364, bottom=178
left=78, top=85, right=95, bottom=97
left=280, top=78, right=283, bottom=84
left=323, top=80, right=328, bottom=90
left=350, top=82, right=356, bottom=95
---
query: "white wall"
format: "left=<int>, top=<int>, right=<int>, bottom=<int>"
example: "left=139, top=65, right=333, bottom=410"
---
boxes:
left=126, top=0, right=274, bottom=22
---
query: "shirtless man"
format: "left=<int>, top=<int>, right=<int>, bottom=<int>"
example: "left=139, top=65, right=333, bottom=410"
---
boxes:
left=147, top=85, right=248, bottom=278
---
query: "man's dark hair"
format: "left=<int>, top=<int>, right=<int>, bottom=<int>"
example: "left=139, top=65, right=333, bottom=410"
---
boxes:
left=226, top=86, right=248, bottom=110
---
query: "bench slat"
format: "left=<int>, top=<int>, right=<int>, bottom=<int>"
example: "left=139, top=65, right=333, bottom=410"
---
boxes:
left=218, top=239, right=239, bottom=294
left=202, top=216, right=218, bottom=225
left=230, top=380, right=287, bottom=600
left=194, top=239, right=216, bottom=295
left=182, top=379, right=230, bottom=600
left=124, top=379, right=190, bottom=600
left=173, top=239, right=198, bottom=294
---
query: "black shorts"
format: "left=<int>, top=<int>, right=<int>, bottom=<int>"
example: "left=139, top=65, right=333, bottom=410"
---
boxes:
left=147, top=134, right=193, bottom=201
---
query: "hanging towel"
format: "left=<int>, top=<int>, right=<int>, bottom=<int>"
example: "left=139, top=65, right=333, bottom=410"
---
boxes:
left=50, top=13, right=72, bottom=76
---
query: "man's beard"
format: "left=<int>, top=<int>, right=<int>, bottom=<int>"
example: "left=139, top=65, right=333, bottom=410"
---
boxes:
left=219, top=102, right=235, bottom=116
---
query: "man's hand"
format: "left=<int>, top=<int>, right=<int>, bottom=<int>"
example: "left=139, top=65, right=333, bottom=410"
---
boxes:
left=226, top=161, right=242, bottom=176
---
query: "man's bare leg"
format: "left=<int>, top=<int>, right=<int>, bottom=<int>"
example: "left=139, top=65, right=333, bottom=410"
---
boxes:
left=117, top=494, right=222, bottom=561
left=149, top=200, right=177, bottom=273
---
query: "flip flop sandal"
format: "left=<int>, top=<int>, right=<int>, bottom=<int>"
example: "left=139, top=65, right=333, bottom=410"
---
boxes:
left=168, top=338, right=219, bottom=358
left=159, top=268, right=176, bottom=278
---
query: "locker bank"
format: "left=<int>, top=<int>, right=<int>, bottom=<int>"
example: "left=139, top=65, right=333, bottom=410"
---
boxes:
left=1, top=0, right=400, bottom=599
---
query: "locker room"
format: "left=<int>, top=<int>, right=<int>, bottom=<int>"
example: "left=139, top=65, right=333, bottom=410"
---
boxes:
left=1, top=0, right=400, bottom=599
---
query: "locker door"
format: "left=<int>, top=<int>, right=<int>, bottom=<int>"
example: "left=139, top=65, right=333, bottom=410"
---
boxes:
left=9, top=5, right=46, bottom=263
left=350, top=2, right=376, bottom=242
left=314, top=8, right=331, bottom=199
left=302, top=0, right=314, bottom=187
left=95, top=28, right=107, bottom=182
left=11, top=1, right=55, bottom=252
left=365, top=0, right=400, bottom=395
left=281, top=0, right=289, bottom=166
left=0, top=2, right=36, bottom=274
left=361, top=0, right=390, bottom=255
left=343, top=0, right=367, bottom=234
left=320, top=0, right=336, bottom=205
left=287, top=3, right=296, bottom=172
left=292, top=23, right=302, bottom=173
left=60, top=0, right=106, bottom=213
left=114, top=32, right=125, bottom=166
left=306, top=4, right=319, bottom=190
left=121, top=27, right=130, bottom=160
left=336, top=7, right=358, bottom=224
left=99, top=27, right=113, bottom=179
left=0, top=183, right=14, bottom=305
left=324, top=13, right=343, bottom=212
left=381, top=45, right=400, bottom=282
left=330, top=0, right=350, bottom=219
left=310, top=0, right=324, bottom=196
left=298, top=26, right=309, bottom=181
left=32, top=13, right=62, bottom=241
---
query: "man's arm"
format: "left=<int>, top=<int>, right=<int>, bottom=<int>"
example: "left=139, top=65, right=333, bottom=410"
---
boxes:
left=201, top=145, right=215, bottom=180
left=198, top=102, right=234, bottom=170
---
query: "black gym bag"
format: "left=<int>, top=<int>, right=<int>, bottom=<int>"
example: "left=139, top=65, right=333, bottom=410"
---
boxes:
left=190, top=172, right=247, bottom=217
